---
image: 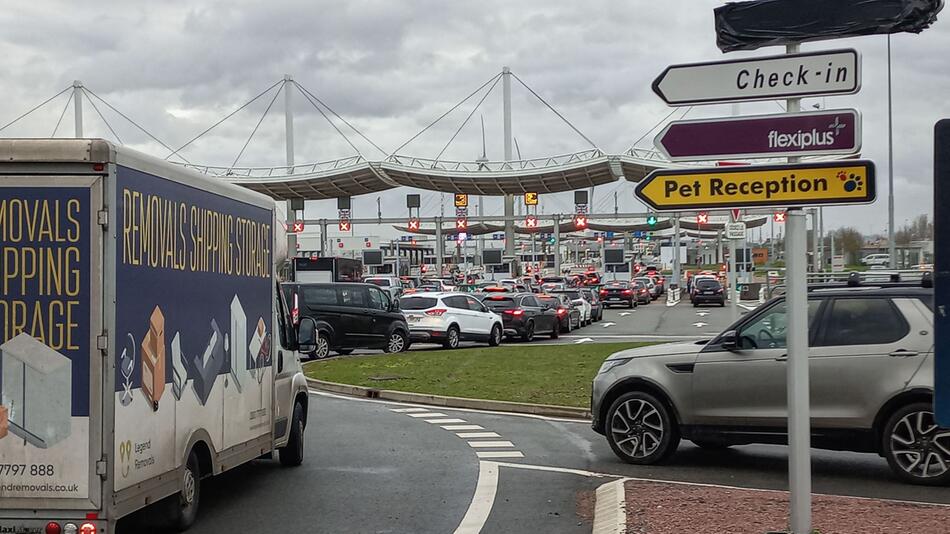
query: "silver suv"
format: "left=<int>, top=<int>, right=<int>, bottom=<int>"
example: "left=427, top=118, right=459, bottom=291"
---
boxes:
left=591, top=286, right=947, bottom=485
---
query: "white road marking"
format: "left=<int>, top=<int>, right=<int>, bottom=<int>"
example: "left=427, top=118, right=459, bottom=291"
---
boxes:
left=618, top=312, right=632, bottom=317
left=476, top=451, right=524, bottom=459
left=739, top=303, right=758, bottom=311
left=467, top=441, right=515, bottom=448
left=407, top=412, right=446, bottom=418
left=457, top=432, right=501, bottom=439
left=695, top=311, right=709, bottom=317
left=390, top=407, right=429, bottom=413
left=442, top=424, right=485, bottom=431
left=561, top=334, right=705, bottom=341
left=601, top=322, right=616, bottom=328
left=692, top=322, right=708, bottom=328
left=453, top=461, right=499, bottom=534
left=574, top=337, right=594, bottom=344
left=310, top=390, right=589, bottom=423
left=490, top=461, right=950, bottom=508
left=426, top=418, right=467, bottom=424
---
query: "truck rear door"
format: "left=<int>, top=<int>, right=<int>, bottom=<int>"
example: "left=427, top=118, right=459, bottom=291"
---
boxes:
left=0, top=174, right=104, bottom=513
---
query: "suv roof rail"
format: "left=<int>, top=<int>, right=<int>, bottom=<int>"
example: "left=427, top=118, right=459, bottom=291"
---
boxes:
left=805, top=270, right=933, bottom=292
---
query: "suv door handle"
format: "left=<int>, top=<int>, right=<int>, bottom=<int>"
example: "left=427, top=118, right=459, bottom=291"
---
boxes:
left=889, top=349, right=919, bottom=357
left=775, top=354, right=788, bottom=361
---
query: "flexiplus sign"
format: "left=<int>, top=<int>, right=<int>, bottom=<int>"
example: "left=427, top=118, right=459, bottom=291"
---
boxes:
left=634, top=160, right=875, bottom=211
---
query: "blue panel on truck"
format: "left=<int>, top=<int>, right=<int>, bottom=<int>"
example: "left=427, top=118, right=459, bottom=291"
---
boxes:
left=935, top=119, right=950, bottom=427
left=112, top=166, right=274, bottom=488
left=0, top=186, right=90, bottom=497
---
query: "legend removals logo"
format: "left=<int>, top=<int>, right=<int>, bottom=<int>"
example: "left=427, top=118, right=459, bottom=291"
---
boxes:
left=768, top=115, right=848, bottom=150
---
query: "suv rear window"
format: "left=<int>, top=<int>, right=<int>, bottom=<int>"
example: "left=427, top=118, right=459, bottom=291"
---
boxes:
left=818, top=297, right=909, bottom=346
left=696, top=279, right=721, bottom=289
left=365, top=278, right=391, bottom=287
left=484, top=296, right=516, bottom=310
left=557, top=290, right=581, bottom=299
left=400, top=297, right=438, bottom=310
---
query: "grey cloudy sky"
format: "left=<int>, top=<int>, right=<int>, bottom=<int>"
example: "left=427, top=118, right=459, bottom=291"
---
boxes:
left=2, top=0, right=948, bottom=237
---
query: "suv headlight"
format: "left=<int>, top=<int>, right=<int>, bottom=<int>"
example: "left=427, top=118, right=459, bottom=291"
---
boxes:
left=597, top=358, right=632, bottom=375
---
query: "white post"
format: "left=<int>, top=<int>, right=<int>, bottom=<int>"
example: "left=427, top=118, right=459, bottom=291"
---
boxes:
left=73, top=81, right=83, bottom=138
left=728, top=237, right=738, bottom=320
left=887, top=35, right=896, bottom=269
left=673, top=215, right=681, bottom=288
left=502, top=67, right=515, bottom=258
left=284, top=75, right=297, bottom=258
left=553, top=214, right=561, bottom=273
left=435, top=217, right=444, bottom=275
left=785, top=43, right=812, bottom=534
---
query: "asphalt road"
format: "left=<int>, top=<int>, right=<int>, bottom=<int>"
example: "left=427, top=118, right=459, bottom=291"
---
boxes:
left=122, top=388, right=950, bottom=534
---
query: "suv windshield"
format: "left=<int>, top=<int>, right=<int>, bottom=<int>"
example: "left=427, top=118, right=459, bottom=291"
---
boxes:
left=399, top=297, right=438, bottom=310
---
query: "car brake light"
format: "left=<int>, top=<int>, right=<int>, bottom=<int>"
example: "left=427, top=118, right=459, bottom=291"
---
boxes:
left=557, top=308, right=567, bottom=315
left=622, top=289, right=633, bottom=295
left=599, top=290, right=607, bottom=296
left=503, top=309, right=525, bottom=316
left=45, top=523, right=62, bottom=534
left=425, top=308, right=447, bottom=316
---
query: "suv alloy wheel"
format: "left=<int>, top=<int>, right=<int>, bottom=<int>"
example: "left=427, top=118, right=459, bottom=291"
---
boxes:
left=883, top=403, right=950, bottom=485
left=606, top=391, right=680, bottom=465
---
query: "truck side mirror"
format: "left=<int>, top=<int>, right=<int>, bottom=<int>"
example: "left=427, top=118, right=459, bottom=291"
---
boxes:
left=297, top=317, right=318, bottom=354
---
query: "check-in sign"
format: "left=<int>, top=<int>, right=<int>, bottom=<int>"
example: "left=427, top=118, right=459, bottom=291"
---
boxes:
left=655, top=109, right=861, bottom=161
left=634, top=160, right=875, bottom=211
left=652, top=49, right=860, bottom=106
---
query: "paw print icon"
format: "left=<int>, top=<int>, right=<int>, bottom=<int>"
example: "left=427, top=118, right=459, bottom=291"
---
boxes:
left=843, top=173, right=863, bottom=193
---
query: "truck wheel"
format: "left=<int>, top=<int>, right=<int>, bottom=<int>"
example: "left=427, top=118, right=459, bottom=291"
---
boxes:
left=168, top=450, right=201, bottom=531
left=279, top=403, right=305, bottom=467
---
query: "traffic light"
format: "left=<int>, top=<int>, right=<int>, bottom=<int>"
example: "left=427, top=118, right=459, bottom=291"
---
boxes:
left=696, top=212, right=708, bottom=225
left=548, top=236, right=556, bottom=245
left=774, top=211, right=787, bottom=223
left=597, top=235, right=604, bottom=243
left=645, top=232, right=652, bottom=241
left=338, top=220, right=350, bottom=232
left=573, top=215, right=588, bottom=230
left=525, top=215, right=538, bottom=229
left=407, top=218, right=420, bottom=231
left=456, top=217, right=468, bottom=230
left=647, top=214, right=658, bottom=227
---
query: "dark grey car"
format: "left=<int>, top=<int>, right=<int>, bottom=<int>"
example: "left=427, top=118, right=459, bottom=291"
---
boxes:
left=591, top=286, right=947, bottom=485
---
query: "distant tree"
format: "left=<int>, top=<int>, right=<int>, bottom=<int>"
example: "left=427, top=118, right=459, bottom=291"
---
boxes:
left=834, top=227, right=864, bottom=264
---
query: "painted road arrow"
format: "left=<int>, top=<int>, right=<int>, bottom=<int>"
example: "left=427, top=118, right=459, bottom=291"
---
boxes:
left=655, top=109, right=861, bottom=162
left=619, top=312, right=633, bottom=317
left=602, top=322, right=616, bottom=328
left=633, top=160, right=875, bottom=212
left=574, top=337, right=594, bottom=344
left=652, top=49, right=860, bottom=106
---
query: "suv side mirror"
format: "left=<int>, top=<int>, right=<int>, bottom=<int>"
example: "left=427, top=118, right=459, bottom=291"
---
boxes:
left=390, top=298, right=400, bottom=312
left=720, top=330, right=738, bottom=351
left=298, top=317, right=319, bottom=354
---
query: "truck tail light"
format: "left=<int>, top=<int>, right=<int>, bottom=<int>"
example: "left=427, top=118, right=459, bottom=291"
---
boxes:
left=45, top=523, right=62, bottom=534
left=79, top=523, right=97, bottom=534
left=292, top=292, right=300, bottom=325
left=425, top=308, right=447, bottom=317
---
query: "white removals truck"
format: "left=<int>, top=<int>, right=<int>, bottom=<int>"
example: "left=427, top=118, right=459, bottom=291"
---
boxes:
left=0, top=139, right=315, bottom=533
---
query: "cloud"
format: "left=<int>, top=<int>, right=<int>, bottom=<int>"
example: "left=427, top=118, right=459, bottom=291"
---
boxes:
left=1, top=0, right=948, bottom=238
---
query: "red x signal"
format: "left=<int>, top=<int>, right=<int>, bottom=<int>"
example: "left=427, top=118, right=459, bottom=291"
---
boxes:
left=292, top=221, right=305, bottom=233
left=407, top=218, right=420, bottom=231
left=573, top=215, right=588, bottom=230
left=338, top=220, right=351, bottom=232
left=696, top=212, right=708, bottom=225
left=456, top=217, right=468, bottom=230
left=774, top=211, right=786, bottom=223
left=525, top=215, right=538, bottom=229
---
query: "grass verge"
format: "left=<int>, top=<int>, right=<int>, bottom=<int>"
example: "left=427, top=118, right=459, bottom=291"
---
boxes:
left=304, top=342, right=651, bottom=408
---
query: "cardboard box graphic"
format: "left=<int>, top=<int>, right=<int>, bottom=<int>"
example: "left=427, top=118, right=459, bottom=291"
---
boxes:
left=229, top=296, right=247, bottom=392
left=140, top=306, right=166, bottom=409
left=0, top=404, right=8, bottom=439
left=0, top=333, right=72, bottom=448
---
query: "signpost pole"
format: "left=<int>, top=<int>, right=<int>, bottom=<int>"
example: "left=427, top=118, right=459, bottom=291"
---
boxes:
left=673, top=215, right=681, bottom=289
left=435, top=217, right=444, bottom=275
left=784, top=43, right=812, bottom=534
left=728, top=235, right=738, bottom=320
left=554, top=214, right=561, bottom=274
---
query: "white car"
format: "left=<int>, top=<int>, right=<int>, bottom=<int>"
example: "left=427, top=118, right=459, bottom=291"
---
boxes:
left=400, top=292, right=504, bottom=349
left=860, top=253, right=890, bottom=266
left=552, top=289, right=592, bottom=326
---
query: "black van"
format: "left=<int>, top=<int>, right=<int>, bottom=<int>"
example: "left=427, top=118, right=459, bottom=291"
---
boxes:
left=282, top=282, right=410, bottom=358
